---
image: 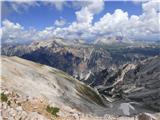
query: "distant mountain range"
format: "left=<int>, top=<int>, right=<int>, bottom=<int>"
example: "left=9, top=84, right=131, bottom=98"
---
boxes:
left=2, top=38, right=160, bottom=80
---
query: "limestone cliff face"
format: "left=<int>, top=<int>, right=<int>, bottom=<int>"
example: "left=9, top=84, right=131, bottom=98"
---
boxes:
left=97, top=56, right=160, bottom=111
left=122, top=56, right=160, bottom=111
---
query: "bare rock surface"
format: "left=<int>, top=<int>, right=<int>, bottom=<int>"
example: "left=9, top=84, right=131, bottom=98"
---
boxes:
left=1, top=56, right=160, bottom=120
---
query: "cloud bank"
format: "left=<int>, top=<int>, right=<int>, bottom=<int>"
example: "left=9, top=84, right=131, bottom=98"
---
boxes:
left=1, top=0, right=160, bottom=44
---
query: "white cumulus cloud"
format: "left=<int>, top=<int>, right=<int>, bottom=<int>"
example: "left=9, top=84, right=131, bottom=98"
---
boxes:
left=1, top=0, right=160, bottom=44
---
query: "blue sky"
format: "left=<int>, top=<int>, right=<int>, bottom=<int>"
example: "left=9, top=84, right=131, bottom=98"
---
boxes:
left=2, top=1, right=142, bottom=30
left=1, top=0, right=159, bottom=43
left=2, top=1, right=75, bottom=29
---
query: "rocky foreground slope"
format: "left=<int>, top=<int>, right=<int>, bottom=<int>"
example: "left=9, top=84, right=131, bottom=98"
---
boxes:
left=1, top=56, right=160, bottom=120
left=0, top=56, right=107, bottom=119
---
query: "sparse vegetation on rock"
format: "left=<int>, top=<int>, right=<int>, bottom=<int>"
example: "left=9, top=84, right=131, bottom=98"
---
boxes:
left=76, top=83, right=106, bottom=106
left=1, top=92, right=8, bottom=102
left=46, top=105, right=60, bottom=117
